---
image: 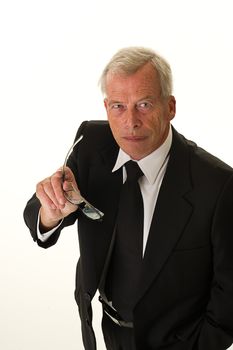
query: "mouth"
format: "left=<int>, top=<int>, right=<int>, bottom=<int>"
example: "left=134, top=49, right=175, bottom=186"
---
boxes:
left=123, top=135, right=146, bottom=142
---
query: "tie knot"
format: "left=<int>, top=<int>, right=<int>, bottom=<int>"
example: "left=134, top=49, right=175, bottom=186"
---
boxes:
left=125, top=160, right=143, bottom=183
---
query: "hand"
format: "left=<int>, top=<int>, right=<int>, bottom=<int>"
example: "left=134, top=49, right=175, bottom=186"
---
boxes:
left=36, top=167, right=78, bottom=231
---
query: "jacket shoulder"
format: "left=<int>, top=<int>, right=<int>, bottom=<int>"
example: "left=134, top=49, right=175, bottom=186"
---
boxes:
left=173, top=127, right=232, bottom=174
left=75, top=120, right=115, bottom=149
left=187, top=137, right=232, bottom=175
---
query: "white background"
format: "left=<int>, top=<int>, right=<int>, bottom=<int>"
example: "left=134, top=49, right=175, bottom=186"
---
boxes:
left=0, top=0, right=233, bottom=349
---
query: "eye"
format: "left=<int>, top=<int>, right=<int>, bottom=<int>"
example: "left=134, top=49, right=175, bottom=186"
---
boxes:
left=110, top=103, right=126, bottom=111
left=137, top=101, right=153, bottom=111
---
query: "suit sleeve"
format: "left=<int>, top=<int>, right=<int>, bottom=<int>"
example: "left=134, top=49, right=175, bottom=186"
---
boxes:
left=196, top=174, right=233, bottom=349
left=23, top=121, right=88, bottom=248
left=23, top=193, right=79, bottom=248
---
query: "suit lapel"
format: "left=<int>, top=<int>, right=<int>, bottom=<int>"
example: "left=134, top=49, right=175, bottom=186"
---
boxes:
left=138, top=129, right=193, bottom=301
left=86, top=135, right=121, bottom=214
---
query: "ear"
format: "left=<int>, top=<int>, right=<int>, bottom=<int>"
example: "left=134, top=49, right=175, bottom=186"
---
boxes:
left=104, top=98, right=108, bottom=111
left=168, top=95, right=176, bottom=121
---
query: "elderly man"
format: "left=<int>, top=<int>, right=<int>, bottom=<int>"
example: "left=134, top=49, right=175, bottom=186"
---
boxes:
left=24, top=47, right=233, bottom=350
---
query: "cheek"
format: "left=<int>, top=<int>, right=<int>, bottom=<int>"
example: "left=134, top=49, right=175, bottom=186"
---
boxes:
left=149, top=112, right=167, bottom=130
left=144, top=117, right=161, bottom=133
left=145, top=117, right=167, bottom=143
left=108, top=119, right=121, bottom=138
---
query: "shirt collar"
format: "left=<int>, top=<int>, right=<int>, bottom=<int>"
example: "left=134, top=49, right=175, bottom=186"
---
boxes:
left=112, top=125, right=172, bottom=184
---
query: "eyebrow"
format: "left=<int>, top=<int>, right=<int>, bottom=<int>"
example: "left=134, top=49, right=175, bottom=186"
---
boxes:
left=137, top=95, right=156, bottom=102
left=107, top=100, right=122, bottom=105
left=107, top=95, right=157, bottom=106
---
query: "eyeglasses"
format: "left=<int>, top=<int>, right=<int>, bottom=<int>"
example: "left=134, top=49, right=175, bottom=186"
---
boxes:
left=62, top=135, right=104, bottom=221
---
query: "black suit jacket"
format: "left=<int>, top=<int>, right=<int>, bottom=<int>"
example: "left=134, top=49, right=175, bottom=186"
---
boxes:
left=24, top=120, right=233, bottom=350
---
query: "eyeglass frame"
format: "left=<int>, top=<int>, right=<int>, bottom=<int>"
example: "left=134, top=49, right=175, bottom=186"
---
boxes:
left=62, top=135, right=104, bottom=221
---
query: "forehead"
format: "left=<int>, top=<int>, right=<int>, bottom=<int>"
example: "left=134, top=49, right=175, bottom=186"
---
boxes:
left=105, top=63, right=161, bottom=98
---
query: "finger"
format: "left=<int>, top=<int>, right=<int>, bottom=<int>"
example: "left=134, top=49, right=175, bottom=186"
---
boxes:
left=36, top=179, right=61, bottom=210
left=49, top=171, right=67, bottom=207
left=62, top=180, right=74, bottom=192
left=62, top=166, right=76, bottom=182
left=62, top=166, right=79, bottom=194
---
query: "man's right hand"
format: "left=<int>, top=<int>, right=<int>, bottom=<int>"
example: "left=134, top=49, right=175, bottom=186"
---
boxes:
left=36, top=167, right=78, bottom=232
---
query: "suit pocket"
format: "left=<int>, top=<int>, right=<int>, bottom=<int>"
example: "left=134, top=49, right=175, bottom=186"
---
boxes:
left=174, top=242, right=211, bottom=252
left=175, top=315, right=203, bottom=342
left=163, top=245, right=212, bottom=298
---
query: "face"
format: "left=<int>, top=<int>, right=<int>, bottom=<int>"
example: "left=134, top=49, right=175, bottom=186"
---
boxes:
left=104, top=63, right=176, bottom=160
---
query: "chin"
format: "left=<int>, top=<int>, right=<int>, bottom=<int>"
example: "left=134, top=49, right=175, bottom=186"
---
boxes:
left=127, top=150, right=145, bottom=161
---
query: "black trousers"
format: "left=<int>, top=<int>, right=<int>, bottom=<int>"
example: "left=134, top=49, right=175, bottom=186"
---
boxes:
left=102, top=311, right=136, bottom=350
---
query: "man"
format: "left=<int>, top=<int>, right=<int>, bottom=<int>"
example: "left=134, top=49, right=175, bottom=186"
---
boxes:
left=23, top=47, right=233, bottom=350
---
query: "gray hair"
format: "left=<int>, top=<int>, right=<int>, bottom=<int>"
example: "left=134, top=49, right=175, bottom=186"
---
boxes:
left=99, top=46, right=173, bottom=98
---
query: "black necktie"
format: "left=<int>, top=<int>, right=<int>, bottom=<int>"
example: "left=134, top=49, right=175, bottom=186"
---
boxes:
left=106, top=160, right=144, bottom=321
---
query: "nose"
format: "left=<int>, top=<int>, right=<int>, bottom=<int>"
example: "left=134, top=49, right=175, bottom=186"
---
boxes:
left=125, top=107, right=141, bottom=130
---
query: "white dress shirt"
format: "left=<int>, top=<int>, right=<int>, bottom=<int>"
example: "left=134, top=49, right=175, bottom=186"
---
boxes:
left=38, top=126, right=172, bottom=254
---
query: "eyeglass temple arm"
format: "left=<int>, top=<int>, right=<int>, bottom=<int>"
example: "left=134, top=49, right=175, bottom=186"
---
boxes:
left=62, top=134, right=84, bottom=177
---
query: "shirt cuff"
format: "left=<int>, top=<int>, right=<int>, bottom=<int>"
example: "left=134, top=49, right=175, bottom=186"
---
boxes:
left=37, top=209, right=63, bottom=242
